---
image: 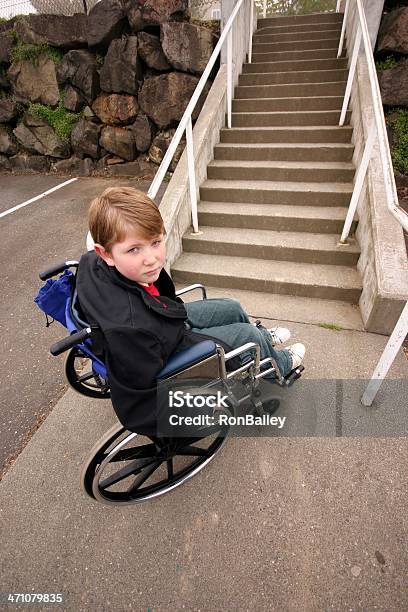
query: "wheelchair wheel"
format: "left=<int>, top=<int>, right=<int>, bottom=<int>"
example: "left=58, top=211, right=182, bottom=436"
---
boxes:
left=65, top=347, right=110, bottom=399
left=81, top=420, right=229, bottom=505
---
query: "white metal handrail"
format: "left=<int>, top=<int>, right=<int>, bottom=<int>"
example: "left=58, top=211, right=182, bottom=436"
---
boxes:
left=336, top=0, right=408, bottom=406
left=338, top=0, right=408, bottom=243
left=147, top=0, right=254, bottom=234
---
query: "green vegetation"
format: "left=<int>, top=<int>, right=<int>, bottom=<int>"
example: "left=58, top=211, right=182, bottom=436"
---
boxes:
left=389, top=109, right=408, bottom=175
left=318, top=322, right=344, bottom=331
left=376, top=56, right=398, bottom=72
left=95, top=53, right=104, bottom=67
left=28, top=99, right=81, bottom=142
left=10, top=41, right=63, bottom=66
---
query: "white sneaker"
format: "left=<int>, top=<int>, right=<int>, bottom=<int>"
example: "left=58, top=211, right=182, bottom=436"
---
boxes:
left=267, top=326, right=291, bottom=345
left=286, top=343, right=306, bottom=370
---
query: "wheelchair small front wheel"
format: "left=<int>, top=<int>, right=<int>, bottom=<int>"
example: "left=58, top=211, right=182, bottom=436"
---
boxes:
left=81, top=420, right=229, bottom=505
left=65, top=347, right=110, bottom=399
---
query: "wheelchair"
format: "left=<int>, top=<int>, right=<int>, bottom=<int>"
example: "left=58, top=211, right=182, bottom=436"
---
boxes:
left=37, top=260, right=304, bottom=506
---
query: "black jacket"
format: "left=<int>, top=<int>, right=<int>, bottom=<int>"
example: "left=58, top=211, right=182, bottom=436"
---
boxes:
left=76, top=251, right=231, bottom=435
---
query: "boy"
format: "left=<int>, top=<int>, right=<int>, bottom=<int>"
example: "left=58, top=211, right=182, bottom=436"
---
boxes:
left=77, top=187, right=305, bottom=435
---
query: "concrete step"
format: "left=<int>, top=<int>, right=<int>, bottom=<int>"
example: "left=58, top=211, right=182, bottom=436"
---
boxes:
left=239, top=69, right=348, bottom=86
left=252, top=38, right=341, bottom=53
left=172, top=253, right=362, bottom=303
left=219, top=126, right=353, bottom=144
left=214, top=142, right=354, bottom=163
left=200, top=179, right=352, bottom=207
left=231, top=110, right=349, bottom=127
left=232, top=96, right=346, bottom=112
left=235, top=81, right=347, bottom=99
left=253, top=29, right=342, bottom=43
left=257, top=13, right=344, bottom=27
left=183, top=226, right=360, bottom=267
left=197, top=201, right=357, bottom=234
left=252, top=48, right=345, bottom=62
left=207, top=160, right=355, bottom=183
left=175, top=284, right=364, bottom=332
left=243, top=58, right=347, bottom=73
left=256, top=21, right=343, bottom=35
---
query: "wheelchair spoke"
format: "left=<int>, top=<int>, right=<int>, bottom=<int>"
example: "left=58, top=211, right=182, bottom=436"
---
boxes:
left=99, top=457, right=158, bottom=489
left=113, top=443, right=158, bottom=462
left=167, top=459, right=174, bottom=479
left=128, top=460, right=162, bottom=492
left=176, top=445, right=208, bottom=457
left=77, top=372, right=96, bottom=383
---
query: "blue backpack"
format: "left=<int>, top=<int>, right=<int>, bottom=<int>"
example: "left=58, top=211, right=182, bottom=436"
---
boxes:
left=34, top=269, right=74, bottom=328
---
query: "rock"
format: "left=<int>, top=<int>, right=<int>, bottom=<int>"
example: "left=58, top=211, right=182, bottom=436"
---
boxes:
left=51, top=155, right=94, bottom=176
left=99, top=36, right=142, bottom=95
left=0, top=153, right=11, bottom=170
left=131, top=113, right=157, bottom=152
left=0, top=125, right=17, bottom=154
left=0, top=32, right=14, bottom=64
left=0, top=97, right=17, bottom=123
left=100, top=125, right=137, bottom=160
left=148, top=128, right=185, bottom=171
left=377, top=7, right=408, bottom=54
left=14, top=14, right=88, bottom=49
left=13, top=112, right=71, bottom=158
left=10, top=153, right=50, bottom=173
left=379, top=60, right=408, bottom=106
left=161, top=22, right=216, bottom=74
left=92, top=92, right=139, bottom=125
left=87, top=0, right=128, bottom=48
left=137, top=32, right=170, bottom=71
left=71, top=117, right=101, bottom=159
left=139, top=72, right=208, bottom=128
left=8, top=54, right=60, bottom=106
left=63, top=85, right=87, bottom=112
left=106, top=155, right=125, bottom=165
left=0, top=70, right=11, bottom=90
left=105, top=158, right=157, bottom=177
left=83, top=105, right=97, bottom=120
left=57, top=50, right=100, bottom=105
left=125, top=0, right=189, bottom=32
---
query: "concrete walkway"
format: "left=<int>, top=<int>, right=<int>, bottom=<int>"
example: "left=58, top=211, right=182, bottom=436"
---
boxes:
left=1, top=306, right=407, bottom=611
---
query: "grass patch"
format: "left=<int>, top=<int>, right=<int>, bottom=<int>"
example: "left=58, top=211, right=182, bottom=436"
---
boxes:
left=28, top=99, right=81, bottom=142
left=318, top=322, right=344, bottom=331
left=11, top=41, right=63, bottom=66
left=376, top=55, right=398, bottom=72
left=389, top=109, right=408, bottom=175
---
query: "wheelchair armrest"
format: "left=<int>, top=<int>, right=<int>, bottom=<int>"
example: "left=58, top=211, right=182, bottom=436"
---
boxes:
left=156, top=340, right=217, bottom=380
left=175, top=284, right=207, bottom=300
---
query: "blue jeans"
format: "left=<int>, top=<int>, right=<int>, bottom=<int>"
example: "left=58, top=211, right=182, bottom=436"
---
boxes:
left=185, top=298, right=292, bottom=378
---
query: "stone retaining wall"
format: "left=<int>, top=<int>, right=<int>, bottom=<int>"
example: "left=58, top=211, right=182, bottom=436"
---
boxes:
left=0, top=0, right=219, bottom=178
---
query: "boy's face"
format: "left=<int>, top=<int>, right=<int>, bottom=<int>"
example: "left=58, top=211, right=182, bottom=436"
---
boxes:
left=95, top=231, right=166, bottom=285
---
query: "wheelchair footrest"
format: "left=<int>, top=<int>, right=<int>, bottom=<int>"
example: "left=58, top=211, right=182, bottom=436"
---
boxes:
left=283, top=365, right=304, bottom=387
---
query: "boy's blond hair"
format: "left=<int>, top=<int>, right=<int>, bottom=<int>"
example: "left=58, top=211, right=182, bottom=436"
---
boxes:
left=89, top=186, right=165, bottom=252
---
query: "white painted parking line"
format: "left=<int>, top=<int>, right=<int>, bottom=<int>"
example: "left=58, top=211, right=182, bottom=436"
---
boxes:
left=0, top=177, right=78, bottom=219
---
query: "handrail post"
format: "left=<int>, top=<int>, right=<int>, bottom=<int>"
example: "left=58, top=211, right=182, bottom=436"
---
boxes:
left=186, top=116, right=199, bottom=234
left=248, top=0, right=254, bottom=64
left=227, top=27, right=233, bottom=129
left=339, top=123, right=376, bottom=244
left=263, top=0, right=267, bottom=18
left=361, top=302, right=408, bottom=406
left=339, top=25, right=361, bottom=127
left=336, top=0, right=341, bottom=12
left=337, top=0, right=349, bottom=58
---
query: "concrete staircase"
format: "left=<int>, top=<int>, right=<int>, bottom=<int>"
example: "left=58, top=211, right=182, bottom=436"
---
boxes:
left=172, top=11, right=364, bottom=329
